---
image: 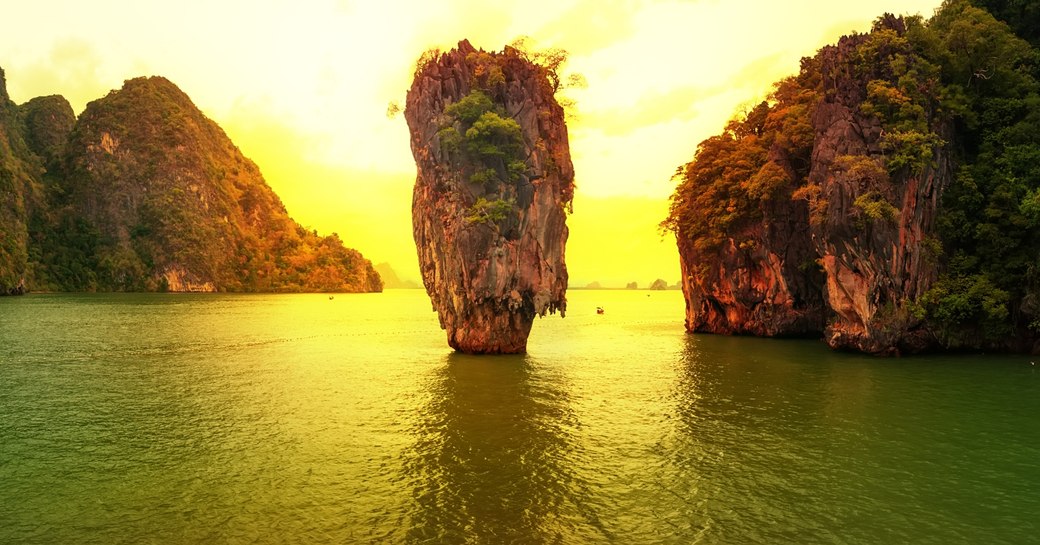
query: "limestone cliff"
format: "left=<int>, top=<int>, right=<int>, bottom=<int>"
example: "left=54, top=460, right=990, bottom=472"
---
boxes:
left=675, top=139, right=826, bottom=338
left=806, top=17, right=950, bottom=353
left=19, top=95, right=75, bottom=174
left=669, top=64, right=826, bottom=339
left=405, top=40, right=573, bottom=353
left=666, top=6, right=1040, bottom=354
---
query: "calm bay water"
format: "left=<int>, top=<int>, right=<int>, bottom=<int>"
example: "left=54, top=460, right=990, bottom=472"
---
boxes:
left=1, top=289, right=1038, bottom=544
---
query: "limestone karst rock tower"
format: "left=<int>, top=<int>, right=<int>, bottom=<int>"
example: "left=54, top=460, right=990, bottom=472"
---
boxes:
left=405, top=40, right=574, bottom=353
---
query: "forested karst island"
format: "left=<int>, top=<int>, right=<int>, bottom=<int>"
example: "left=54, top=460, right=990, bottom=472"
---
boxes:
left=406, top=40, right=573, bottom=354
left=664, top=0, right=1040, bottom=354
left=0, top=70, right=381, bottom=294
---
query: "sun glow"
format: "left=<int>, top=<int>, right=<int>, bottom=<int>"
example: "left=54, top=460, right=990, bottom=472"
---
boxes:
left=2, top=0, right=943, bottom=287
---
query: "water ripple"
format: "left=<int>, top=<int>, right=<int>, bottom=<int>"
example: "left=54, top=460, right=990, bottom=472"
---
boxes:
left=2, top=291, right=1039, bottom=543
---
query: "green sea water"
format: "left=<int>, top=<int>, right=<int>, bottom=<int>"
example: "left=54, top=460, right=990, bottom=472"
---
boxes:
left=1, top=289, right=1038, bottom=544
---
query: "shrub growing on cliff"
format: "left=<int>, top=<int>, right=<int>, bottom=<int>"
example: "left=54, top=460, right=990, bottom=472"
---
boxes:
left=444, top=90, right=494, bottom=123
left=465, top=111, right=523, bottom=160
left=879, top=130, right=944, bottom=174
left=465, top=197, right=514, bottom=225
left=437, top=126, right=462, bottom=154
left=438, top=88, right=530, bottom=216
left=853, top=191, right=900, bottom=223
left=662, top=71, right=817, bottom=253
left=413, top=48, right=441, bottom=79
left=509, top=36, right=585, bottom=95
left=922, top=274, right=1010, bottom=345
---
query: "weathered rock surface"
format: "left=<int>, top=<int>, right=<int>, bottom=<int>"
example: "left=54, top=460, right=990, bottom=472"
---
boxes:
left=808, top=20, right=949, bottom=354
left=670, top=15, right=950, bottom=354
left=678, top=161, right=826, bottom=338
left=405, top=40, right=573, bottom=354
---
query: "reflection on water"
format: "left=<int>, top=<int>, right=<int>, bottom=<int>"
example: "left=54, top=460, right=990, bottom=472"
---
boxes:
left=2, top=291, right=1040, bottom=544
left=403, top=353, right=593, bottom=544
left=668, top=334, right=1040, bottom=544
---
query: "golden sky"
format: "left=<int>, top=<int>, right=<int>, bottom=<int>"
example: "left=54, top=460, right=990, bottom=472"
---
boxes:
left=2, top=0, right=943, bottom=287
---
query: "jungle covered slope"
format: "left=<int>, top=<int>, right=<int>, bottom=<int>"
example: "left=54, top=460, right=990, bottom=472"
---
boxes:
left=0, top=72, right=380, bottom=293
left=0, top=67, right=43, bottom=294
left=664, top=0, right=1040, bottom=353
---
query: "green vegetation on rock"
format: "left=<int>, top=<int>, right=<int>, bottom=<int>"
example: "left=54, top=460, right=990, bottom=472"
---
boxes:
left=0, top=72, right=381, bottom=294
left=436, top=83, right=527, bottom=235
left=0, top=67, right=44, bottom=294
left=662, top=68, right=818, bottom=254
left=664, top=0, right=1040, bottom=351
left=465, top=197, right=515, bottom=225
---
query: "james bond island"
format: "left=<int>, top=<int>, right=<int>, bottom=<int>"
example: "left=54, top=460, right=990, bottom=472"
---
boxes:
left=664, top=2, right=1040, bottom=355
left=405, top=41, right=574, bottom=354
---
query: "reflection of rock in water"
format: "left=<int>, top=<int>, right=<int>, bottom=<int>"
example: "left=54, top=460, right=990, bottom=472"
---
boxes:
left=668, top=335, right=882, bottom=539
left=402, top=354, right=600, bottom=543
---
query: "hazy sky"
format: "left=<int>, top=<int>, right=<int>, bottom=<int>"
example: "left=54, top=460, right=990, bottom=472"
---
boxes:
left=2, top=0, right=943, bottom=287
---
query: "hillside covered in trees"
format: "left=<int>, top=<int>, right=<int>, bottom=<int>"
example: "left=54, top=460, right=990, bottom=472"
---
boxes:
left=663, top=0, right=1040, bottom=353
left=0, top=71, right=381, bottom=294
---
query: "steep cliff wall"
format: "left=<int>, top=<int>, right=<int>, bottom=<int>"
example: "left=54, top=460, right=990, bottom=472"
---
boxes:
left=19, top=95, right=75, bottom=174
left=806, top=17, right=950, bottom=353
left=405, top=41, right=573, bottom=353
left=669, top=69, right=826, bottom=338
left=676, top=191, right=825, bottom=338
left=665, top=10, right=1022, bottom=355
left=0, top=67, right=380, bottom=294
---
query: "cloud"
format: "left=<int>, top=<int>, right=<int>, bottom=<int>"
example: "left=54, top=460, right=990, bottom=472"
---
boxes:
left=528, top=0, right=645, bottom=55
left=574, top=85, right=701, bottom=136
left=6, top=39, right=112, bottom=112
left=568, top=49, right=794, bottom=138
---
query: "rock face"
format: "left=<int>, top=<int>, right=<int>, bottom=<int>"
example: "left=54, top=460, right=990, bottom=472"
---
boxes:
left=405, top=40, right=573, bottom=354
left=677, top=166, right=826, bottom=337
left=19, top=95, right=76, bottom=173
left=807, top=20, right=949, bottom=354
left=671, top=65, right=827, bottom=340
left=56, top=76, right=381, bottom=293
left=668, top=15, right=954, bottom=354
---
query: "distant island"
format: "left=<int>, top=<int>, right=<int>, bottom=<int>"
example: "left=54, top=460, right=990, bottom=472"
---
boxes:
left=374, top=262, right=419, bottom=289
left=663, top=0, right=1040, bottom=354
left=0, top=70, right=380, bottom=294
left=570, top=279, right=680, bottom=290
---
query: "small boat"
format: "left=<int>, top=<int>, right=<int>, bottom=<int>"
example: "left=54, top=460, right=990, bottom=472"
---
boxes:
left=329, top=295, right=335, bottom=300
left=596, top=306, right=604, bottom=315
